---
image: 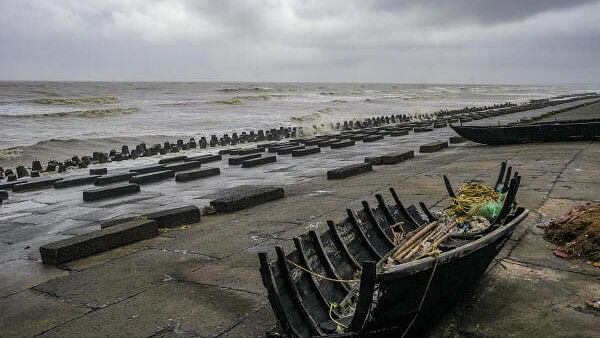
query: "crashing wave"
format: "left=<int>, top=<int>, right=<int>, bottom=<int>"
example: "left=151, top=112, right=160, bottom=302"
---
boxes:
left=291, top=107, right=335, bottom=121
left=216, top=86, right=273, bottom=93
left=32, top=97, right=119, bottom=105
left=0, top=147, right=23, bottom=160
left=0, top=107, right=138, bottom=119
left=209, top=95, right=271, bottom=105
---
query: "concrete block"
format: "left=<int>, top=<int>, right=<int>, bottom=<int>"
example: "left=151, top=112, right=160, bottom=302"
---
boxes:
left=83, top=183, right=140, bottom=202
left=241, top=155, right=277, bottom=168
left=234, top=148, right=264, bottom=155
left=209, top=185, right=284, bottom=212
left=219, top=148, right=240, bottom=155
left=39, top=219, right=158, bottom=264
left=0, top=180, right=23, bottom=190
left=89, top=168, right=107, bottom=175
left=317, top=139, right=340, bottom=147
left=175, top=168, right=221, bottom=182
left=267, top=143, right=299, bottom=152
left=327, top=163, right=373, bottom=179
left=54, top=175, right=100, bottom=188
left=449, top=136, right=467, bottom=144
left=145, top=205, right=200, bottom=228
left=12, top=178, right=63, bottom=192
left=390, top=130, right=409, bottom=137
left=129, top=170, right=175, bottom=184
left=276, top=146, right=305, bottom=155
left=349, top=134, right=368, bottom=141
left=185, top=154, right=222, bottom=163
left=229, top=154, right=261, bottom=165
left=163, top=161, right=202, bottom=172
left=365, top=150, right=414, bottom=165
left=291, top=147, right=321, bottom=157
left=94, top=172, right=134, bottom=186
left=158, top=155, right=187, bottom=164
left=363, top=135, right=384, bottom=142
left=129, top=164, right=165, bottom=174
left=419, top=141, right=449, bottom=153
left=414, top=127, right=433, bottom=133
left=330, top=140, right=355, bottom=149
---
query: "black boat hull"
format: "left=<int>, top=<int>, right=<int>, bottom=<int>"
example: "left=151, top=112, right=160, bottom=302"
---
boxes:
left=259, top=163, right=528, bottom=337
left=451, top=121, right=600, bottom=145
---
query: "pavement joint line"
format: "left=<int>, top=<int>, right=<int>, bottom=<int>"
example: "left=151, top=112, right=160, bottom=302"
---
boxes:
left=499, top=257, right=600, bottom=278
left=31, top=286, right=154, bottom=338
left=145, top=321, right=208, bottom=338
left=169, top=278, right=264, bottom=297
left=548, top=147, right=585, bottom=196
left=150, top=246, right=221, bottom=260
left=213, top=305, right=273, bottom=338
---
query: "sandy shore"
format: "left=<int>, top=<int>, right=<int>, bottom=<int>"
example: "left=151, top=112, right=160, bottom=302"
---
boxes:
left=1, top=102, right=599, bottom=337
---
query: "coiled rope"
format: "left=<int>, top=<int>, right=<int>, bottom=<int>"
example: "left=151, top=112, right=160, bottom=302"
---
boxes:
left=448, top=183, right=500, bottom=218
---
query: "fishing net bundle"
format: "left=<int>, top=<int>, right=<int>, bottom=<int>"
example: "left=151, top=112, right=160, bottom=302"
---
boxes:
left=544, top=202, right=600, bottom=262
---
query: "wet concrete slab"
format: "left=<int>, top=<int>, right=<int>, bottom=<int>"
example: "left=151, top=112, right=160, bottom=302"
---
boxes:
left=1, top=101, right=599, bottom=337
left=0, top=289, right=89, bottom=337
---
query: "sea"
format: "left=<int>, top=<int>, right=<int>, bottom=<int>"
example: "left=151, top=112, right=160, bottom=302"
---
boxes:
left=1, top=81, right=598, bottom=167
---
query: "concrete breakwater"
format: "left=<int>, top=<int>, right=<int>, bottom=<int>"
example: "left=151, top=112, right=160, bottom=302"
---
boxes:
left=0, top=96, right=599, bottom=338
left=1, top=93, right=597, bottom=184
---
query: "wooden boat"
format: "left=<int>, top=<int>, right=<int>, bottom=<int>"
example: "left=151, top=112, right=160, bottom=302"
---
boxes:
left=259, top=162, right=528, bottom=337
left=450, top=119, right=600, bottom=145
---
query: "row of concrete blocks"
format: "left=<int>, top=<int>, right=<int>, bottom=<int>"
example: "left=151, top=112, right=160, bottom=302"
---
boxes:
left=2, top=156, right=223, bottom=196
left=0, top=112, right=416, bottom=180
left=39, top=205, right=201, bottom=265
left=0, top=110, right=435, bottom=182
left=40, top=185, right=287, bottom=265
left=2, top=94, right=592, bottom=181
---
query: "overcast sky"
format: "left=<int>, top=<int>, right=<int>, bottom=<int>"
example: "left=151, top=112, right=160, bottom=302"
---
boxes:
left=1, top=0, right=599, bottom=84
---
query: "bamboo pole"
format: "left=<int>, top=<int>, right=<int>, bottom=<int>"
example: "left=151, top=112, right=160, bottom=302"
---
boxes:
left=391, top=221, right=439, bottom=260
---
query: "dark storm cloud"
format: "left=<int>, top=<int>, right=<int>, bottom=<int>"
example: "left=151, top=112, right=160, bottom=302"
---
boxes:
left=0, top=0, right=599, bottom=83
left=372, top=0, right=598, bottom=25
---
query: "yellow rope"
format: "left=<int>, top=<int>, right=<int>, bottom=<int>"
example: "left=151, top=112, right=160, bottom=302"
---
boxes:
left=329, top=303, right=349, bottom=330
left=286, top=259, right=360, bottom=283
left=285, top=259, right=355, bottom=331
left=447, top=183, right=500, bottom=220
